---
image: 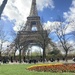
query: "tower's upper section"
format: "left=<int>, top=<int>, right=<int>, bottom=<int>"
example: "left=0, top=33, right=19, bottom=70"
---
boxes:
left=24, top=0, right=43, bottom=31
left=29, top=0, right=38, bottom=17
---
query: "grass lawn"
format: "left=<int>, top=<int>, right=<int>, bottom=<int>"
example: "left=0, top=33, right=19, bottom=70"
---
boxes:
left=0, top=63, right=75, bottom=75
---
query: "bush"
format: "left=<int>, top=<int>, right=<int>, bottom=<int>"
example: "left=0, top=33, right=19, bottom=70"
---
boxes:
left=27, top=63, right=75, bottom=73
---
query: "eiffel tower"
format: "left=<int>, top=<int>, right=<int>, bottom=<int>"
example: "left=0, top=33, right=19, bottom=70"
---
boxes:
left=20, top=0, right=46, bottom=45
left=16, top=0, right=56, bottom=62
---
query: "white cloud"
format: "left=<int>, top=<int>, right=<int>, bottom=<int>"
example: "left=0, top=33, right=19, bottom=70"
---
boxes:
left=63, top=0, right=75, bottom=33
left=0, top=0, right=3, bottom=5
left=1, top=0, right=54, bottom=31
left=1, top=41, right=11, bottom=50
left=3, top=41, right=10, bottom=47
left=37, top=0, right=54, bottom=11
left=64, top=21, right=75, bottom=34
left=44, top=21, right=61, bottom=32
left=64, top=0, right=75, bottom=22
left=42, top=0, right=75, bottom=35
left=15, top=50, right=19, bottom=55
left=31, top=46, right=43, bottom=52
left=44, top=20, right=75, bottom=35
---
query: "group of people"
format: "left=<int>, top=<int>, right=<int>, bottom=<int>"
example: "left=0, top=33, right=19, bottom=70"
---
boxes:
left=0, top=57, right=75, bottom=64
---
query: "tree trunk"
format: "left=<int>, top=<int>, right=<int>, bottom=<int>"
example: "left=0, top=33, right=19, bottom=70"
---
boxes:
left=0, top=44, right=2, bottom=59
left=19, top=49, right=21, bottom=63
left=0, top=51, right=1, bottom=62
left=13, top=52, right=15, bottom=61
left=65, top=51, right=68, bottom=62
left=0, top=51, right=1, bottom=58
left=43, top=45, right=46, bottom=62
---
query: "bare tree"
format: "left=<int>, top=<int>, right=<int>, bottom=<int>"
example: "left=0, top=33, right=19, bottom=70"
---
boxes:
left=10, top=22, right=25, bottom=62
left=0, top=26, right=8, bottom=59
left=40, top=19, right=59, bottom=62
left=54, top=21, right=73, bottom=61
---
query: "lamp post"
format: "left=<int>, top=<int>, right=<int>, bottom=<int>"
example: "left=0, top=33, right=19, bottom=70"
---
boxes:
left=0, top=0, right=8, bottom=18
left=0, top=44, right=2, bottom=64
left=0, top=43, right=2, bottom=62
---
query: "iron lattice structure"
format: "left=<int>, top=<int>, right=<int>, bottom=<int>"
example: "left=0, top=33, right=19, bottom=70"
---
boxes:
left=15, top=0, right=57, bottom=62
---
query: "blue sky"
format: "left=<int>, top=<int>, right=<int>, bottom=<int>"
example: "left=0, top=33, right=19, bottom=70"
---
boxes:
left=0, top=0, right=75, bottom=46
left=39, top=0, right=72, bottom=22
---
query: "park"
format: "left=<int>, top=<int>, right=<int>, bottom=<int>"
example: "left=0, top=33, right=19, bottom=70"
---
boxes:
left=0, top=0, right=75, bottom=75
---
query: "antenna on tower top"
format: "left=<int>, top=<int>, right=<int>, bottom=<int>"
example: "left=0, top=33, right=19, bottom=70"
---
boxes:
left=29, top=0, right=38, bottom=17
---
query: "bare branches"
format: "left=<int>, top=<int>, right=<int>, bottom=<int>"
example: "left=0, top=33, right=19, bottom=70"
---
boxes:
left=0, top=27, right=8, bottom=57
left=54, top=21, right=74, bottom=61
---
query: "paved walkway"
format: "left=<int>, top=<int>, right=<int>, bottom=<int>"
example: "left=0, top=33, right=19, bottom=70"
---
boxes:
left=0, top=59, right=75, bottom=65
